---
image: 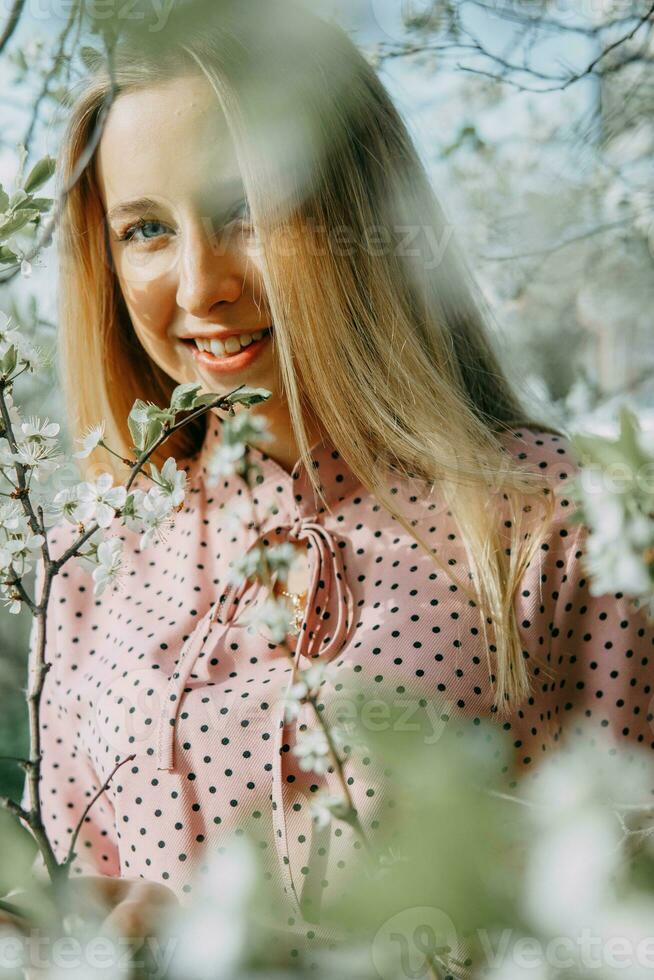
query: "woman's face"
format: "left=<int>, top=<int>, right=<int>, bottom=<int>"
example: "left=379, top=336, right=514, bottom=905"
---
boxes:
left=96, top=72, right=277, bottom=405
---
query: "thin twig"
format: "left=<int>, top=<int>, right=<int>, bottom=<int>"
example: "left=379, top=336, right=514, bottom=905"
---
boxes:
left=63, top=753, right=135, bottom=871
left=0, top=0, right=26, bottom=55
left=236, top=445, right=373, bottom=856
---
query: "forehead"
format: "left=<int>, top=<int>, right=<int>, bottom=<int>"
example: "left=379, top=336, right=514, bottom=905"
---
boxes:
left=95, top=73, right=242, bottom=212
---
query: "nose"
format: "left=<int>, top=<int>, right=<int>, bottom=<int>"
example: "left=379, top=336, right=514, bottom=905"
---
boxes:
left=175, top=221, right=243, bottom=319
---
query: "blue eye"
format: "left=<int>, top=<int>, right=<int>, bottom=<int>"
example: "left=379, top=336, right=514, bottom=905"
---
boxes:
left=231, top=198, right=252, bottom=224
left=120, top=220, right=171, bottom=244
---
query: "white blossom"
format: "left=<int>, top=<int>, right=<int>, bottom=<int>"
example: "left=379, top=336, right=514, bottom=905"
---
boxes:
left=72, top=422, right=106, bottom=459
left=281, top=663, right=328, bottom=722
left=20, top=416, right=59, bottom=442
left=310, top=792, right=351, bottom=830
left=0, top=530, right=44, bottom=577
left=123, top=487, right=176, bottom=550
left=265, top=541, right=298, bottom=584
left=10, top=437, right=61, bottom=482
left=0, top=500, right=29, bottom=535
left=226, top=546, right=263, bottom=586
left=0, top=315, right=40, bottom=372
left=153, top=456, right=187, bottom=508
left=51, top=484, right=93, bottom=525
left=206, top=441, right=247, bottom=481
left=90, top=537, right=124, bottom=596
left=241, top=595, right=295, bottom=644
left=293, top=728, right=331, bottom=774
left=281, top=680, right=310, bottom=722
left=74, top=528, right=105, bottom=573
left=3, top=391, right=22, bottom=428
left=76, top=472, right=127, bottom=529
left=205, top=411, right=273, bottom=484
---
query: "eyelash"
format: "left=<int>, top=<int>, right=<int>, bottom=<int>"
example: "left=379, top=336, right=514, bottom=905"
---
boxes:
left=116, top=201, right=252, bottom=246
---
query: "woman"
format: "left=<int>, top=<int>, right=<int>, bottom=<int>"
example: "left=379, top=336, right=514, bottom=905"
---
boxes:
left=18, top=0, right=654, bottom=959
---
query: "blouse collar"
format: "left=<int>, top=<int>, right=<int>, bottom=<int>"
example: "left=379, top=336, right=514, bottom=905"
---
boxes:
left=197, top=415, right=362, bottom=519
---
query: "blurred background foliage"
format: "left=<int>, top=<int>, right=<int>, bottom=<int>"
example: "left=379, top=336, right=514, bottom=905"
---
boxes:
left=0, top=0, right=653, bottom=804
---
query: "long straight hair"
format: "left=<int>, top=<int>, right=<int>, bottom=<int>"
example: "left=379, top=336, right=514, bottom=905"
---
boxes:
left=57, top=0, right=564, bottom=709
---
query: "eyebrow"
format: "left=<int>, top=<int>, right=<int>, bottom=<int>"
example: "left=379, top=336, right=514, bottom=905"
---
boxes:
left=106, top=197, right=161, bottom=224
left=106, top=180, right=247, bottom=225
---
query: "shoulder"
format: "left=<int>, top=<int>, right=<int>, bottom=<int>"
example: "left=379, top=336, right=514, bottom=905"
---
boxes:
left=496, top=425, right=584, bottom=537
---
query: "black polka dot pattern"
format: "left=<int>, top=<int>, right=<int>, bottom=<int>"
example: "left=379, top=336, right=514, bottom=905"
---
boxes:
left=25, top=423, right=654, bottom=937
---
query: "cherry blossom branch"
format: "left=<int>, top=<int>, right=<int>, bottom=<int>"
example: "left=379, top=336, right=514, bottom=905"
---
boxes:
left=232, top=442, right=373, bottom=857
left=0, top=370, right=246, bottom=885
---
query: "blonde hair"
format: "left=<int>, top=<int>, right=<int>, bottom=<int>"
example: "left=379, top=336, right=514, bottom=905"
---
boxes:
left=57, top=0, right=564, bottom=710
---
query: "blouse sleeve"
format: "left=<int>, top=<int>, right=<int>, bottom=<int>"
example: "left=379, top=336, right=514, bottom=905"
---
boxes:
left=20, top=533, right=121, bottom=878
left=508, top=515, right=654, bottom=782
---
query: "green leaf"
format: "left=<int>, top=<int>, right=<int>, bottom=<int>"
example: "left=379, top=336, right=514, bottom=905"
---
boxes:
left=8, top=188, right=28, bottom=209
left=224, top=386, right=272, bottom=407
left=0, top=209, right=39, bottom=239
left=128, top=403, right=148, bottom=451
left=26, top=196, right=53, bottom=213
left=1, top=346, right=18, bottom=376
left=142, top=418, right=164, bottom=453
left=23, top=156, right=56, bottom=194
left=14, top=144, right=27, bottom=188
left=193, top=393, right=221, bottom=409
left=0, top=246, right=18, bottom=265
left=80, top=45, right=102, bottom=70
left=169, top=381, right=202, bottom=412
left=0, top=185, right=8, bottom=212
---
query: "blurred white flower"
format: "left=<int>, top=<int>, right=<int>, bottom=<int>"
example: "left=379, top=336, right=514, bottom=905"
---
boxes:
left=242, top=595, right=295, bottom=643
left=205, top=411, right=273, bottom=484
left=221, top=495, right=253, bottom=532
left=266, top=541, right=299, bottom=584
left=310, top=792, right=351, bottom=830
left=282, top=679, right=309, bottom=722
left=206, top=440, right=247, bottom=481
left=293, top=728, right=331, bottom=774
left=226, top=546, right=263, bottom=586
left=164, top=838, right=258, bottom=980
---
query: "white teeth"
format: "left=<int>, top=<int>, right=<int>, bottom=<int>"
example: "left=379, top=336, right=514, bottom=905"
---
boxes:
left=224, top=336, right=241, bottom=354
left=192, top=328, right=270, bottom=358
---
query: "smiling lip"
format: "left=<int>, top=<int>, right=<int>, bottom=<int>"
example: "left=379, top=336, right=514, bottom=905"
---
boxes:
left=180, top=325, right=273, bottom=342
left=182, top=329, right=272, bottom=375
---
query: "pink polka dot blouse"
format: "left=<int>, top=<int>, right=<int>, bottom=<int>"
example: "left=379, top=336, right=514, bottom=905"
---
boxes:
left=26, top=420, right=654, bottom=937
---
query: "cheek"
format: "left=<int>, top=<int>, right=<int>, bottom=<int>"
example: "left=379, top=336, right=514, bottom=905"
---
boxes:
left=112, top=248, right=178, bottom=344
